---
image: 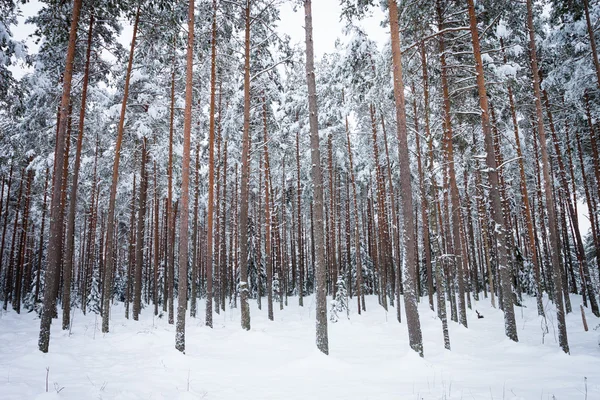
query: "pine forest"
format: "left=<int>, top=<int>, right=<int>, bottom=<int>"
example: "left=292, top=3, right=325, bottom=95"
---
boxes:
left=1, top=0, right=600, bottom=398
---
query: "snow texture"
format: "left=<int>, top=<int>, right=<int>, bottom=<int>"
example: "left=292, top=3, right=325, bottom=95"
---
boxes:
left=1, top=295, right=598, bottom=399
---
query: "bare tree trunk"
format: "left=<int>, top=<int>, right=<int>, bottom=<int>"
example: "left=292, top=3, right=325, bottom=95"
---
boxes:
left=39, top=0, right=82, bottom=353
left=100, top=6, right=140, bottom=334
left=296, top=130, right=304, bottom=307
left=220, top=140, right=228, bottom=311
left=134, top=138, right=148, bottom=321
left=500, top=38, right=544, bottom=316
left=465, top=0, right=517, bottom=342
left=126, top=170, right=137, bottom=319
left=35, top=168, right=49, bottom=304
left=304, top=0, right=328, bottom=355
left=0, top=165, right=13, bottom=295
left=14, top=167, right=33, bottom=313
left=344, top=101, right=363, bottom=313
left=62, top=10, right=94, bottom=330
left=205, top=0, right=218, bottom=328
left=153, top=161, right=159, bottom=316
left=419, top=42, right=436, bottom=310
left=5, top=169, right=24, bottom=311
left=263, top=103, right=274, bottom=321
left=175, top=0, right=194, bottom=352
left=388, top=0, right=423, bottom=356
left=436, top=3, right=467, bottom=327
left=167, top=60, right=176, bottom=326
left=544, top=93, right=599, bottom=317
left=411, top=83, right=433, bottom=311
left=238, top=0, right=252, bottom=330
left=191, top=142, right=200, bottom=318
left=525, top=0, right=567, bottom=352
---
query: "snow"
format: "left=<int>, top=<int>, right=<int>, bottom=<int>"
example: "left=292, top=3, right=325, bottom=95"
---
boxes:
left=481, top=53, right=494, bottom=65
left=496, top=21, right=511, bottom=39
left=0, top=295, right=598, bottom=399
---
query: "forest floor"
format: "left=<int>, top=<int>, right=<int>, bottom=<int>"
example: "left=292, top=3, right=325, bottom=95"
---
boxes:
left=0, top=294, right=599, bottom=400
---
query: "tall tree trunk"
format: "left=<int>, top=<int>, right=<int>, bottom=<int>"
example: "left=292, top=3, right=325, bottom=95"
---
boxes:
left=0, top=165, right=13, bottom=293
left=126, top=170, right=137, bottom=319
left=344, top=104, right=363, bottom=313
left=525, top=0, right=568, bottom=352
left=466, top=0, right=517, bottom=342
left=35, top=168, right=49, bottom=304
left=263, top=97, right=274, bottom=321
left=411, top=83, right=433, bottom=311
left=419, top=42, right=436, bottom=310
left=191, top=142, right=200, bottom=318
left=388, top=0, right=423, bottom=356
left=219, top=140, right=228, bottom=311
left=134, top=138, right=148, bottom=321
left=436, top=2, right=468, bottom=327
left=304, top=0, right=328, bottom=355
left=14, top=167, right=33, bottom=313
left=62, top=11, right=94, bottom=330
left=5, top=169, right=24, bottom=311
left=38, top=0, right=83, bottom=353
left=500, top=38, right=544, bottom=316
left=544, top=93, right=599, bottom=317
left=175, top=0, right=194, bottom=352
left=238, top=0, right=252, bottom=330
left=206, top=0, right=218, bottom=328
left=153, top=161, right=159, bottom=315
left=167, top=57, right=176, bottom=326
left=100, top=6, right=140, bottom=334
left=296, top=130, right=304, bottom=307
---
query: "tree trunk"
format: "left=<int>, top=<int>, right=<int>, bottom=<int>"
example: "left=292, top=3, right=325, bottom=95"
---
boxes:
left=100, top=6, right=140, bottom=334
left=134, top=138, right=148, bottom=321
left=62, top=10, right=94, bottom=330
left=175, top=0, right=194, bottom=352
left=205, top=0, right=218, bottom=328
left=388, top=0, right=423, bottom=356
left=35, top=168, right=49, bottom=304
left=544, top=93, right=599, bottom=317
left=501, top=38, right=544, bottom=316
left=0, top=165, right=14, bottom=294
left=263, top=105, right=274, bottom=321
left=525, top=0, right=568, bottom=352
left=436, top=2, right=468, bottom=327
left=38, top=0, right=83, bottom=353
left=296, top=130, right=304, bottom=307
left=466, top=0, right=517, bottom=342
left=191, top=142, right=200, bottom=318
left=304, top=0, right=329, bottom=355
left=238, top=0, right=252, bottom=330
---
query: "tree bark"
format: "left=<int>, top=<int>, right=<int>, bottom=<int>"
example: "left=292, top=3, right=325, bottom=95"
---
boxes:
left=304, top=0, right=328, bottom=355
left=466, top=0, right=517, bottom=342
left=388, top=0, right=424, bottom=356
left=175, top=0, right=194, bottom=352
left=525, top=0, right=568, bottom=352
left=62, top=10, right=94, bottom=330
left=133, top=138, right=148, bottom=321
left=238, top=0, right=252, bottom=330
left=39, top=0, right=83, bottom=352
left=100, top=6, right=140, bottom=334
left=205, top=0, right=218, bottom=328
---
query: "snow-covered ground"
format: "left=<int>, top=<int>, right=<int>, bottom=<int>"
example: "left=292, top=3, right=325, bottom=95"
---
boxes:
left=1, top=294, right=598, bottom=399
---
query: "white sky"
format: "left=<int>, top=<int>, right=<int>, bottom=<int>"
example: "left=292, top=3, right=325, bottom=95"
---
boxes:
left=277, top=1, right=388, bottom=59
left=9, top=0, right=389, bottom=78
